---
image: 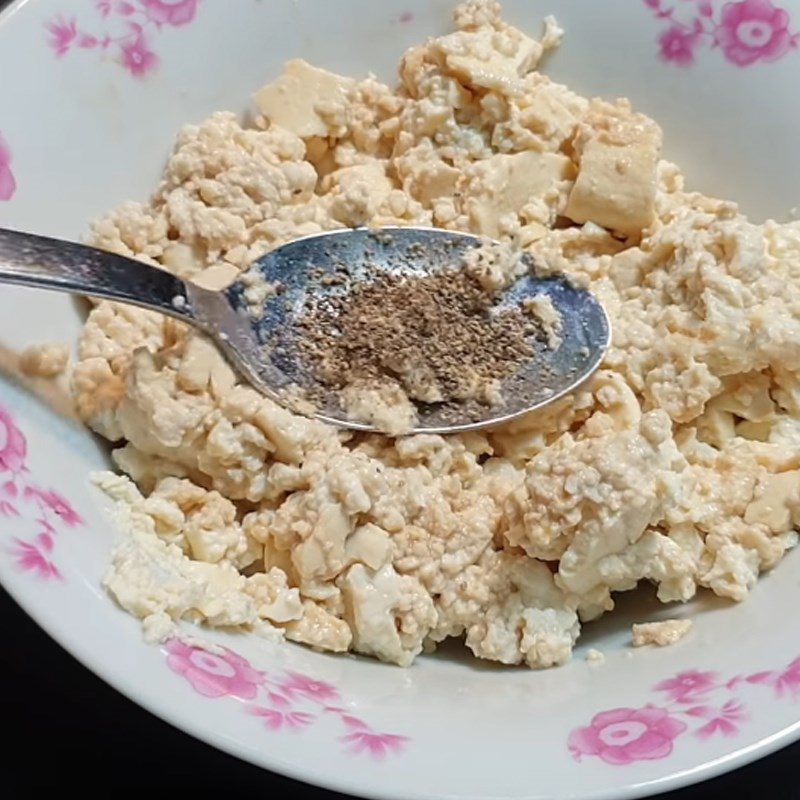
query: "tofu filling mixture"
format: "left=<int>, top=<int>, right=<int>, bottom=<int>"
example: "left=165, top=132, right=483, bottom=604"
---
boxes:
left=75, top=0, right=800, bottom=668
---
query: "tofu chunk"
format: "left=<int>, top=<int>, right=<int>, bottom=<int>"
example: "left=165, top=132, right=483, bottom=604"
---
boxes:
left=253, top=59, right=354, bottom=138
left=632, top=619, right=692, bottom=647
left=745, top=470, right=800, bottom=532
left=432, top=26, right=543, bottom=93
left=565, top=101, right=662, bottom=237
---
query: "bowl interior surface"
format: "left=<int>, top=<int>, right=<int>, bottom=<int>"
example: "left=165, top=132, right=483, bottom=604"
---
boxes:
left=2, top=2, right=800, bottom=798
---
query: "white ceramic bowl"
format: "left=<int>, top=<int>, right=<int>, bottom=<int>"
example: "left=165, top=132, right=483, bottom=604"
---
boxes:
left=3, top=1, right=800, bottom=797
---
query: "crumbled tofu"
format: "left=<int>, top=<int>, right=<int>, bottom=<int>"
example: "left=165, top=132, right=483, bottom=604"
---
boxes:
left=340, top=563, right=437, bottom=667
left=96, top=472, right=296, bottom=632
left=632, top=619, right=693, bottom=648
left=467, top=150, right=575, bottom=237
left=395, top=142, right=462, bottom=207
left=19, top=343, right=69, bottom=378
left=341, top=380, right=419, bottom=436
left=70, top=0, right=800, bottom=670
left=327, top=161, right=394, bottom=226
left=463, top=238, right=528, bottom=291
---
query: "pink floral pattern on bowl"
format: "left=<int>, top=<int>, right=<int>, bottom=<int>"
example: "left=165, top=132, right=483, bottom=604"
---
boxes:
left=0, top=405, right=83, bottom=580
left=569, top=656, right=800, bottom=765
left=166, top=638, right=265, bottom=700
left=45, top=0, right=200, bottom=79
left=645, top=0, right=799, bottom=66
left=164, top=638, right=409, bottom=759
left=0, top=132, right=16, bottom=202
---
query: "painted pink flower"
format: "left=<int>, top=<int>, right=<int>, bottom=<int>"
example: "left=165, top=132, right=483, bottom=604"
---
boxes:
left=341, top=730, right=410, bottom=759
left=746, top=656, right=800, bottom=697
left=0, top=500, right=19, bottom=517
left=139, top=0, right=199, bottom=27
left=0, top=132, right=15, bottom=202
left=46, top=1, right=200, bottom=79
left=249, top=706, right=315, bottom=732
left=10, top=538, right=61, bottom=580
left=568, top=706, right=687, bottom=766
left=36, top=531, right=55, bottom=551
left=654, top=670, right=718, bottom=702
left=726, top=675, right=745, bottom=690
left=25, top=487, right=82, bottom=527
left=264, top=690, right=292, bottom=709
left=686, top=699, right=748, bottom=739
left=45, top=15, right=78, bottom=56
left=280, top=672, right=340, bottom=704
left=324, top=706, right=369, bottom=729
left=119, top=36, right=158, bottom=77
left=0, top=408, right=27, bottom=473
left=714, top=0, right=794, bottom=65
left=165, top=639, right=265, bottom=699
left=659, top=25, right=700, bottom=64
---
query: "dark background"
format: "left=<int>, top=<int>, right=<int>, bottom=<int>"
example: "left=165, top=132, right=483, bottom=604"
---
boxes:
left=3, top=586, right=798, bottom=797
left=1, top=0, right=798, bottom=796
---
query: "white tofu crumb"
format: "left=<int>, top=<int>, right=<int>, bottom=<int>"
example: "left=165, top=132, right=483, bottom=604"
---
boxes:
left=239, top=269, right=282, bottom=318
left=341, top=380, right=419, bottom=435
left=19, top=343, right=69, bottom=378
left=463, top=238, right=528, bottom=291
left=585, top=648, right=605, bottom=664
left=632, top=619, right=693, bottom=648
left=142, top=610, right=176, bottom=643
left=523, top=294, right=563, bottom=350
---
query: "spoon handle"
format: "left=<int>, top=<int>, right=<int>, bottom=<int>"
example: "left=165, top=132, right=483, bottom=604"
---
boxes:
left=0, top=227, right=197, bottom=322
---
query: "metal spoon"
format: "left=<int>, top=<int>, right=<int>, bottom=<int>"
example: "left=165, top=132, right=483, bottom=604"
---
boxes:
left=0, top=226, right=610, bottom=434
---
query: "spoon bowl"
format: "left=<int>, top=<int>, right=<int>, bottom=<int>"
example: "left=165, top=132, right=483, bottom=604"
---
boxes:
left=230, top=227, right=610, bottom=433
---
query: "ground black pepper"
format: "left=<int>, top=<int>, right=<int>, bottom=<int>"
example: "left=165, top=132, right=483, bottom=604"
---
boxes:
left=294, top=268, right=537, bottom=407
